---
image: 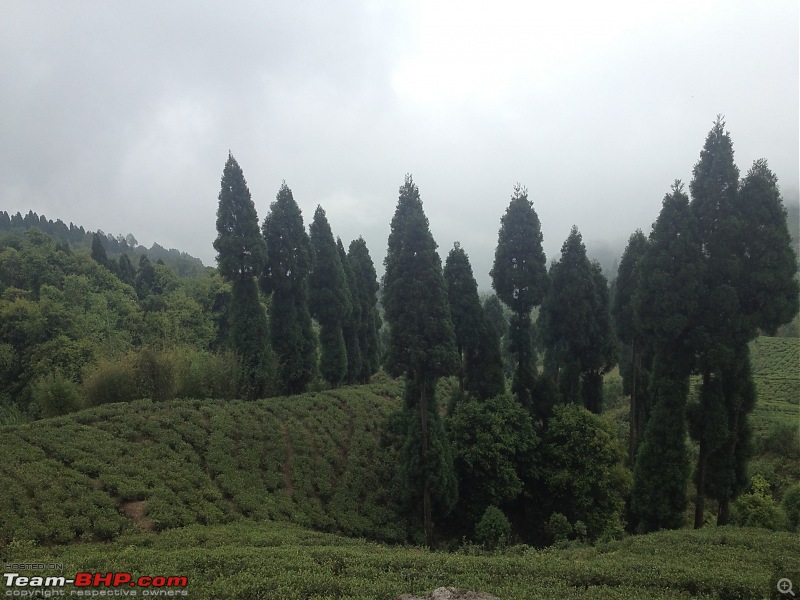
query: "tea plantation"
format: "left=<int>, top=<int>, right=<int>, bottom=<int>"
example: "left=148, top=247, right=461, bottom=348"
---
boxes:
left=0, top=338, right=797, bottom=599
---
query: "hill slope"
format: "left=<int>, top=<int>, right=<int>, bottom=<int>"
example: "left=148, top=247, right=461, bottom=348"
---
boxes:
left=0, top=378, right=406, bottom=545
left=9, top=520, right=799, bottom=599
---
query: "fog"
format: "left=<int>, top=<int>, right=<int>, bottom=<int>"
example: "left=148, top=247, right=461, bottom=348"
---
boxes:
left=1, top=0, right=797, bottom=288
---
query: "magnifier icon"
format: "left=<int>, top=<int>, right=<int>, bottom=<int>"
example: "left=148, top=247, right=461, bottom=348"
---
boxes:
left=778, top=578, right=795, bottom=596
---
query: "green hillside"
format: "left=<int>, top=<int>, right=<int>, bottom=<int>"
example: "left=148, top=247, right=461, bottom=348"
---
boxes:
left=750, top=336, right=800, bottom=434
left=0, top=377, right=407, bottom=546
left=7, top=520, right=799, bottom=599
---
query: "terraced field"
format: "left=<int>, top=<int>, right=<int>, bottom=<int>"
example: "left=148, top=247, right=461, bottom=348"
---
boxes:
left=750, top=336, right=800, bottom=435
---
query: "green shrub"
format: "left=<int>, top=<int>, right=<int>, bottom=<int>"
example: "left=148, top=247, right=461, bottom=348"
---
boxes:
left=135, top=347, right=176, bottom=402
left=732, top=475, right=782, bottom=531
left=83, top=356, right=139, bottom=406
left=783, top=483, right=800, bottom=532
left=474, top=505, right=511, bottom=550
left=31, top=371, right=82, bottom=417
left=545, top=512, right=572, bottom=544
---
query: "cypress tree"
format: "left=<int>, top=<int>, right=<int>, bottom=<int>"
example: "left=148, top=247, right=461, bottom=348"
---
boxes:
left=611, top=230, right=651, bottom=463
left=443, top=242, right=485, bottom=391
left=309, top=206, right=349, bottom=387
left=261, top=182, right=316, bottom=395
left=383, top=174, right=459, bottom=546
left=490, top=185, right=548, bottom=408
left=348, top=237, right=381, bottom=383
left=212, top=153, right=271, bottom=399
left=212, top=153, right=267, bottom=281
left=541, top=226, right=615, bottom=411
left=631, top=182, right=703, bottom=530
left=338, top=238, right=362, bottom=384
left=117, top=253, right=137, bottom=287
left=91, top=233, right=111, bottom=270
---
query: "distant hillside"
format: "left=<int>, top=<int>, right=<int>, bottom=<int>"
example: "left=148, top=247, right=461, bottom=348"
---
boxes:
left=0, top=378, right=406, bottom=546
left=0, top=209, right=208, bottom=277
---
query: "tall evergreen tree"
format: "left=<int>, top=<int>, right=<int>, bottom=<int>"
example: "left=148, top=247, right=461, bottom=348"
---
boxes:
left=212, top=153, right=271, bottom=399
left=383, top=175, right=458, bottom=546
left=309, top=206, right=349, bottom=387
left=490, top=185, right=548, bottom=408
left=91, top=233, right=111, bottom=270
left=213, top=153, right=267, bottom=282
left=541, top=226, right=615, bottom=411
left=695, top=156, right=799, bottom=525
left=611, top=230, right=651, bottom=463
left=337, top=237, right=362, bottom=384
left=117, top=253, right=137, bottom=287
left=228, top=276, right=274, bottom=399
left=443, top=242, right=485, bottom=391
left=261, top=182, right=316, bottom=395
left=631, top=182, right=703, bottom=530
left=348, top=237, right=381, bottom=383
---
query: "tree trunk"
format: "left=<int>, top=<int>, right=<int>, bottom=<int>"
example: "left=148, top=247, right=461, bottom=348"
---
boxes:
left=629, top=340, right=639, bottom=464
left=419, top=375, right=432, bottom=547
left=694, top=443, right=707, bottom=529
left=717, top=497, right=730, bottom=525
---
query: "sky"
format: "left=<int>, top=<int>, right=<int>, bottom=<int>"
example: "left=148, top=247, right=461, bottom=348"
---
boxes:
left=1, top=0, right=798, bottom=290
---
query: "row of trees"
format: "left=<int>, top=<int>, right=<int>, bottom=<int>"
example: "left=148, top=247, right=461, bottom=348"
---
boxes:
left=379, top=118, right=797, bottom=544
left=619, top=118, right=798, bottom=532
left=213, top=154, right=381, bottom=398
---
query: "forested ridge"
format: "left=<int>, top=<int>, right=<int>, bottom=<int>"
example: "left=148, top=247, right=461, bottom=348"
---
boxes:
left=1, top=117, right=798, bottom=552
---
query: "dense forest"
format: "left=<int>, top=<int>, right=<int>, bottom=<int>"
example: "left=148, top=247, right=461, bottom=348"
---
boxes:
left=1, top=117, right=798, bottom=549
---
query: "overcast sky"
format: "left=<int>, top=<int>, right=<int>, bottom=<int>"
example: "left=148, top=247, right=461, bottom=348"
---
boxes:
left=1, top=0, right=797, bottom=289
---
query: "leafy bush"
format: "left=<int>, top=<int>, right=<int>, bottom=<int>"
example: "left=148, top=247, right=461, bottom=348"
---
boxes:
left=732, top=475, right=783, bottom=530
left=82, top=355, right=139, bottom=406
left=135, top=347, right=176, bottom=402
left=545, top=512, right=572, bottom=544
left=783, top=483, right=800, bottom=532
left=474, top=505, right=511, bottom=550
left=31, top=371, right=82, bottom=417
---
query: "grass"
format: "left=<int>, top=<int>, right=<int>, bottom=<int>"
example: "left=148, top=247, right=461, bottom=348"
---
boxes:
left=5, top=519, right=798, bottom=599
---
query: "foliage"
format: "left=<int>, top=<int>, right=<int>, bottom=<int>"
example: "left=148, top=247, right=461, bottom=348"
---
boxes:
left=474, top=505, right=511, bottom=550
left=490, top=185, right=548, bottom=407
left=212, top=153, right=267, bottom=281
left=731, top=475, right=783, bottom=531
left=447, top=393, right=537, bottom=527
left=7, top=521, right=799, bottom=600
left=0, top=380, right=407, bottom=546
left=540, top=404, right=629, bottom=541
left=309, top=206, right=349, bottom=387
left=541, top=226, right=615, bottom=411
left=783, top=483, right=800, bottom=532
left=347, top=237, right=381, bottom=383
left=30, top=370, right=82, bottom=417
left=382, top=175, right=458, bottom=545
left=262, top=182, right=316, bottom=395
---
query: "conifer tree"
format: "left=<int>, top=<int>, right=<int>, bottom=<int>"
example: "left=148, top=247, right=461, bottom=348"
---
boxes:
left=490, top=185, right=548, bottom=407
left=91, top=233, right=111, bottom=270
left=213, top=153, right=267, bottom=282
left=383, top=174, right=458, bottom=546
left=337, top=238, right=362, bottom=384
left=611, top=230, right=651, bottom=463
left=261, top=182, right=316, bottom=395
left=117, top=253, right=137, bottom=287
left=212, top=153, right=271, bottom=399
left=444, top=242, right=485, bottom=392
left=348, top=237, right=381, bottom=383
left=309, top=206, right=349, bottom=387
left=541, top=227, right=615, bottom=411
left=631, top=182, right=702, bottom=530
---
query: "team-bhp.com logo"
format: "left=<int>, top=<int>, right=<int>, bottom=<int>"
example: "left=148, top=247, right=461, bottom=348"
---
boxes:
left=4, top=572, right=188, bottom=597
